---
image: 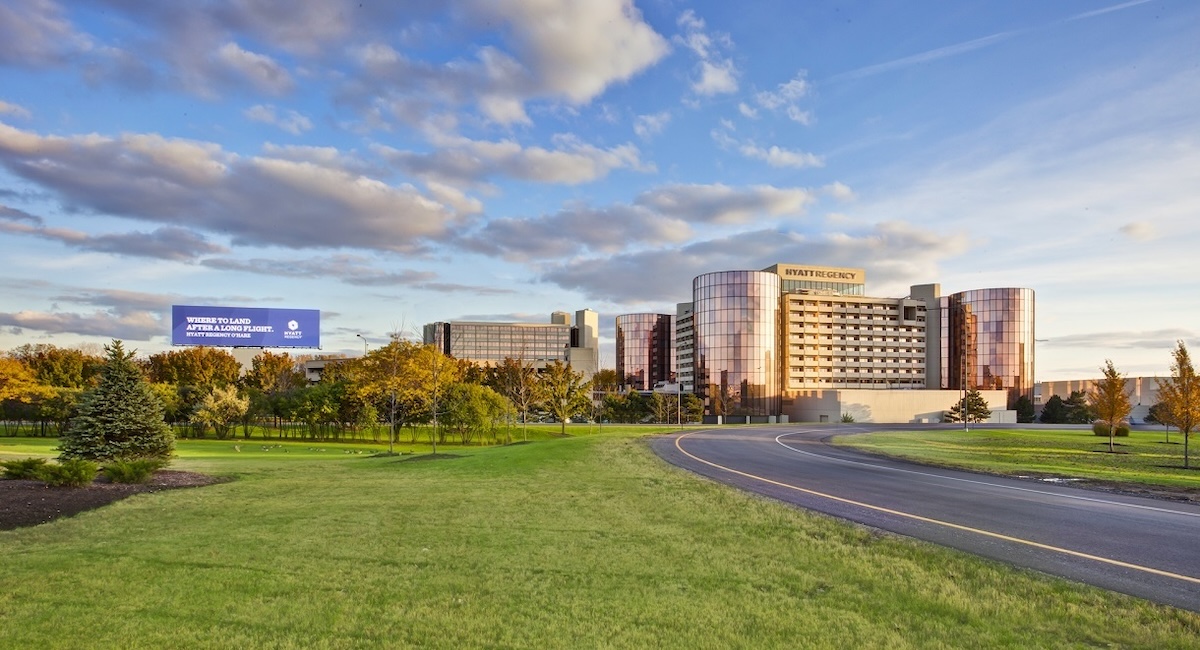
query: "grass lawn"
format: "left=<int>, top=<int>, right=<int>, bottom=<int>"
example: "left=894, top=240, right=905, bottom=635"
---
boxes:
left=833, top=427, right=1200, bottom=494
left=2, top=427, right=1198, bottom=648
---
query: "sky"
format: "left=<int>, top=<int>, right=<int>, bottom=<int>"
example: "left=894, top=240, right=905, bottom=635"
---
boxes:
left=0, top=0, right=1197, bottom=382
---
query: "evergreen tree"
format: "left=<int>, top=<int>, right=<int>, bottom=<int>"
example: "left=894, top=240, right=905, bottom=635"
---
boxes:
left=1039, top=394, right=1067, bottom=423
left=1013, top=395, right=1036, bottom=423
left=944, top=389, right=991, bottom=424
left=59, top=340, right=174, bottom=462
left=1064, top=390, right=1094, bottom=424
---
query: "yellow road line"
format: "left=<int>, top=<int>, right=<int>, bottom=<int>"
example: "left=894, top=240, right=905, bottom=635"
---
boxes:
left=674, top=432, right=1200, bottom=586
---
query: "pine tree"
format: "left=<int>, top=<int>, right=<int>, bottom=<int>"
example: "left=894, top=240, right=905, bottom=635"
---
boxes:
left=944, top=389, right=991, bottom=424
left=59, top=340, right=175, bottom=462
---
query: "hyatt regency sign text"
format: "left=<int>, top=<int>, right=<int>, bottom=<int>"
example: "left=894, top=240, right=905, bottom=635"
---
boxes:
left=172, top=305, right=320, bottom=348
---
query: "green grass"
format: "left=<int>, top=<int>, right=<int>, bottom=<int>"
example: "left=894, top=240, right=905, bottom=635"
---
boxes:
left=1, top=429, right=1197, bottom=648
left=834, top=427, right=1200, bottom=493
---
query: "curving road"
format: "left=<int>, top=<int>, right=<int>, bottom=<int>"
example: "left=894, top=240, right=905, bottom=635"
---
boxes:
left=649, top=424, right=1200, bottom=612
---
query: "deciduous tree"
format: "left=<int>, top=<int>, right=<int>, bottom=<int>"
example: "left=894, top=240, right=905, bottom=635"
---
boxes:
left=1088, top=359, right=1132, bottom=453
left=538, top=360, right=591, bottom=436
left=489, top=356, right=538, bottom=442
left=1156, top=341, right=1200, bottom=468
left=194, top=385, right=250, bottom=440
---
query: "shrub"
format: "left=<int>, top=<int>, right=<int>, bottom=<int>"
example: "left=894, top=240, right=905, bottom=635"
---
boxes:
left=1, top=457, right=49, bottom=480
left=103, top=458, right=167, bottom=484
left=841, top=413, right=855, bottom=423
left=35, top=459, right=99, bottom=487
left=1092, top=420, right=1130, bottom=437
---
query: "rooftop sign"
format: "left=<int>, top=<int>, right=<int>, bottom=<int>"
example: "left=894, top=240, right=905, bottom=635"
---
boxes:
left=766, top=263, right=866, bottom=284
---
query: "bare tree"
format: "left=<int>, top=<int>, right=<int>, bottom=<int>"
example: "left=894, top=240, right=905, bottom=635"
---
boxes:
left=1088, top=359, right=1132, bottom=453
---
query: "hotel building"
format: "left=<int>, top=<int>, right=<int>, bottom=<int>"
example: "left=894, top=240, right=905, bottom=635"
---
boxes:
left=621, top=263, right=1035, bottom=423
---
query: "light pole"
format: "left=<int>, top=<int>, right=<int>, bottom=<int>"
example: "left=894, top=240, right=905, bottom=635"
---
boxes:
left=356, top=333, right=368, bottom=356
left=677, top=376, right=682, bottom=429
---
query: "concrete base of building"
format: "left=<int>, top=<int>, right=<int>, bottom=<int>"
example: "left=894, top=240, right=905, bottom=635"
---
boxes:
left=784, top=388, right=1011, bottom=424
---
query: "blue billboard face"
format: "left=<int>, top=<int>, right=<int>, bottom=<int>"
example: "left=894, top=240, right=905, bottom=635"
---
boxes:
left=172, top=306, right=320, bottom=348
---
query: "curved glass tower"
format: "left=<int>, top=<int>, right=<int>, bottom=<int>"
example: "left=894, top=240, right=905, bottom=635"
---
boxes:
left=941, top=288, right=1035, bottom=408
left=693, top=271, right=781, bottom=417
left=615, top=313, right=674, bottom=391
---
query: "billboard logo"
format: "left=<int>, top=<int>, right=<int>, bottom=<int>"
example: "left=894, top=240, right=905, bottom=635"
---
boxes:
left=288, top=320, right=299, bottom=330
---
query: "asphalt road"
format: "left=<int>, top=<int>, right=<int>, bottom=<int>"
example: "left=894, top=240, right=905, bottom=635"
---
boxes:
left=649, top=424, right=1200, bottom=612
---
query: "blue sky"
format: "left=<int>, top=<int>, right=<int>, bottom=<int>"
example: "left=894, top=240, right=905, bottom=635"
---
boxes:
left=0, top=0, right=1197, bottom=381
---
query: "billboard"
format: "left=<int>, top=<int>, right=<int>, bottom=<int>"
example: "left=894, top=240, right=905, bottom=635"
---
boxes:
left=172, top=305, right=320, bottom=348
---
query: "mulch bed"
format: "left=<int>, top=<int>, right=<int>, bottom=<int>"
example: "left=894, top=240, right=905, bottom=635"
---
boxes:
left=0, top=471, right=223, bottom=531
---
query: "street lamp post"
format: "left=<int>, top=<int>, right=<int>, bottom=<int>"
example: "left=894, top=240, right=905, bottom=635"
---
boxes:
left=356, top=333, right=368, bottom=356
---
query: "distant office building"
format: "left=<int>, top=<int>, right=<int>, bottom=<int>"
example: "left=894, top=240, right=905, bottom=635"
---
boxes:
left=423, top=309, right=599, bottom=379
left=658, top=263, right=1035, bottom=422
left=615, top=313, right=675, bottom=391
left=1037, top=377, right=1162, bottom=423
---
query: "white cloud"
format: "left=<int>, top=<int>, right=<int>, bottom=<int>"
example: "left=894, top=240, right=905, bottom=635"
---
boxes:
left=0, top=309, right=163, bottom=341
left=754, top=71, right=813, bottom=124
left=466, top=0, right=669, bottom=104
left=635, top=183, right=815, bottom=224
left=0, top=0, right=91, bottom=66
left=694, top=60, right=739, bottom=96
left=634, top=111, right=672, bottom=139
left=755, top=74, right=809, bottom=108
left=786, top=106, right=813, bottom=125
left=711, top=125, right=824, bottom=169
left=216, top=42, right=294, bottom=95
left=378, top=133, right=650, bottom=188
left=541, top=221, right=966, bottom=304
left=245, top=105, right=314, bottom=135
left=0, top=122, right=465, bottom=253
left=1119, top=221, right=1157, bottom=241
left=0, top=100, right=32, bottom=119
left=675, top=9, right=739, bottom=97
left=737, top=102, right=758, bottom=119
left=823, top=182, right=857, bottom=202
left=462, top=203, right=690, bottom=260
left=739, top=143, right=823, bottom=169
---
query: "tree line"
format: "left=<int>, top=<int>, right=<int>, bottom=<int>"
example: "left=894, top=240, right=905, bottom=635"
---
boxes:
left=0, top=339, right=699, bottom=447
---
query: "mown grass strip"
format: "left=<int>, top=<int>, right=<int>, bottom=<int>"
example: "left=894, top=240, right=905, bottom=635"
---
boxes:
left=834, top=427, right=1200, bottom=493
left=1, top=431, right=1198, bottom=648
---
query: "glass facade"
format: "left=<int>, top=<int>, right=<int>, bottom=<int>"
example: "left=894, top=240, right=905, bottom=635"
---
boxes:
left=423, top=322, right=570, bottom=366
left=615, top=313, right=675, bottom=391
left=940, top=288, right=1035, bottom=408
left=693, top=271, right=781, bottom=417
